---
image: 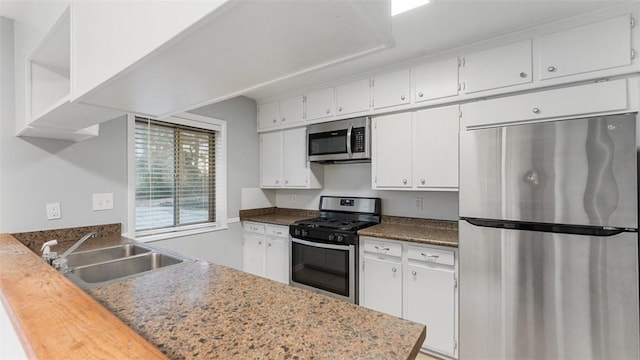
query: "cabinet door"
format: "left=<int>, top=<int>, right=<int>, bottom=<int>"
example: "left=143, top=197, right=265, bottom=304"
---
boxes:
left=373, top=113, right=413, bottom=188
left=414, top=57, right=460, bottom=103
left=305, top=87, right=334, bottom=120
left=373, top=69, right=410, bottom=110
left=335, top=78, right=371, bottom=115
left=460, top=79, right=628, bottom=129
left=362, top=255, right=402, bottom=317
left=538, top=15, right=632, bottom=80
left=265, top=235, right=289, bottom=284
left=243, top=233, right=265, bottom=277
left=406, top=263, right=456, bottom=357
left=463, top=40, right=532, bottom=93
left=282, top=127, right=308, bottom=187
left=280, top=95, right=304, bottom=125
left=260, top=131, right=283, bottom=188
left=413, top=106, right=459, bottom=189
left=258, top=101, right=280, bottom=129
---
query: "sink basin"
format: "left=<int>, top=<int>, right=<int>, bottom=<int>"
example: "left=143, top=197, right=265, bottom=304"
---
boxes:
left=66, top=243, right=151, bottom=268
left=70, top=252, right=184, bottom=285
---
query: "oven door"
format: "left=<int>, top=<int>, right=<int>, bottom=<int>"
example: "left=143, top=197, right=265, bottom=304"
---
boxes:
left=307, top=117, right=370, bottom=162
left=290, top=237, right=356, bottom=303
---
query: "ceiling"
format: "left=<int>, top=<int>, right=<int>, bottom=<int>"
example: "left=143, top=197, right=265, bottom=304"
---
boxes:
left=243, top=0, right=635, bottom=100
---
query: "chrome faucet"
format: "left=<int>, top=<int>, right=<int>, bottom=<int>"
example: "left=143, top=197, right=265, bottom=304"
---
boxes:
left=51, top=231, right=98, bottom=273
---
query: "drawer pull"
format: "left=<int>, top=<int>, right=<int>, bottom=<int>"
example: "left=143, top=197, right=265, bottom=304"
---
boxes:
left=418, top=92, right=424, bottom=98
left=375, top=245, right=390, bottom=251
left=392, top=268, right=397, bottom=273
left=400, top=95, right=406, bottom=101
left=519, top=72, right=527, bottom=78
left=532, top=107, right=541, bottom=114
left=421, top=253, right=440, bottom=259
left=275, top=231, right=282, bottom=235
left=547, top=65, right=557, bottom=72
left=412, top=270, right=417, bottom=276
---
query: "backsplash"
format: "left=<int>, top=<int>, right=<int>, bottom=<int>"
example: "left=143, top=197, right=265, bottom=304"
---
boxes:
left=11, top=223, right=121, bottom=254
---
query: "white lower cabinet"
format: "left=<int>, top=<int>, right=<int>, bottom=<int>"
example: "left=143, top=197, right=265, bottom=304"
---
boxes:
left=360, top=236, right=459, bottom=359
left=242, top=222, right=289, bottom=284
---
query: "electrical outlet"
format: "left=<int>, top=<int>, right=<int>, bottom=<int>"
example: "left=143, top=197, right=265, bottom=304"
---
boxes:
left=93, top=193, right=114, bottom=211
left=46, top=203, right=61, bottom=220
left=414, top=197, right=423, bottom=211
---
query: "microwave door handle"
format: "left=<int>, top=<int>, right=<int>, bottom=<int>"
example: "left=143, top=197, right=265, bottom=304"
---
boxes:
left=346, top=124, right=353, bottom=158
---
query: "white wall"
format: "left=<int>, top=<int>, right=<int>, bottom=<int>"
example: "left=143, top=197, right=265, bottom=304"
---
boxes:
left=0, top=16, right=13, bottom=232
left=275, top=163, right=459, bottom=220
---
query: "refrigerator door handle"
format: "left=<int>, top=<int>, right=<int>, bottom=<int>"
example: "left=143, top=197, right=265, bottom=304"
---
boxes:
left=461, top=217, right=633, bottom=236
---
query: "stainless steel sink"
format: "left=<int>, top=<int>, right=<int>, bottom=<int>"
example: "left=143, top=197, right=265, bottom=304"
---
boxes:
left=70, top=252, right=184, bottom=284
left=66, top=243, right=151, bottom=268
left=62, top=242, right=194, bottom=289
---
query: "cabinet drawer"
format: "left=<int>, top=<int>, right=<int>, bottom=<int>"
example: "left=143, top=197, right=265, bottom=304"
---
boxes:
left=363, top=238, right=402, bottom=258
left=408, top=245, right=455, bottom=266
left=243, top=222, right=265, bottom=235
left=265, top=225, right=288, bottom=238
left=461, top=79, right=628, bottom=129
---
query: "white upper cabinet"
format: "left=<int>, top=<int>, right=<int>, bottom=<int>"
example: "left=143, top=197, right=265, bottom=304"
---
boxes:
left=260, top=128, right=323, bottom=189
left=282, top=127, right=309, bottom=187
left=413, top=57, right=460, bottom=103
left=336, top=78, right=372, bottom=115
left=279, top=95, right=305, bottom=126
left=305, top=87, right=335, bottom=121
left=462, top=40, right=532, bottom=93
left=258, top=101, right=280, bottom=129
left=260, top=131, right=284, bottom=187
left=413, top=106, right=459, bottom=190
left=538, top=15, right=633, bottom=80
left=372, top=113, right=413, bottom=188
left=373, top=69, right=411, bottom=110
left=461, top=79, right=630, bottom=129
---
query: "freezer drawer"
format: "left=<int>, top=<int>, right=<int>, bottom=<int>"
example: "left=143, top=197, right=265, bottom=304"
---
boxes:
left=459, top=220, right=639, bottom=360
left=460, top=113, right=638, bottom=228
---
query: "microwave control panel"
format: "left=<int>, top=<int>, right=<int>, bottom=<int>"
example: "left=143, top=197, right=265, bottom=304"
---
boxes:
left=352, top=127, right=366, bottom=153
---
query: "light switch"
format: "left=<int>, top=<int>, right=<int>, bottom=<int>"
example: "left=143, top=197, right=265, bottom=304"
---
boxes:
left=93, top=193, right=114, bottom=211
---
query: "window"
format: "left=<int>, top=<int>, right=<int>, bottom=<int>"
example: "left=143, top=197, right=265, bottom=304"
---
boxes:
left=129, top=113, right=226, bottom=239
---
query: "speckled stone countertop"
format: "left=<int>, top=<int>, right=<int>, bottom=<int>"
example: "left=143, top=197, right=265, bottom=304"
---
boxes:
left=358, top=216, right=458, bottom=248
left=88, top=261, right=426, bottom=359
left=240, top=207, right=319, bottom=226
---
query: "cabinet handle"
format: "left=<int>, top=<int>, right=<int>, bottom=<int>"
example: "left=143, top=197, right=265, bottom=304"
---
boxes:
left=268, top=243, right=272, bottom=247
left=532, top=107, right=541, bottom=114
left=418, top=92, right=424, bottom=98
left=392, top=268, right=397, bottom=273
left=285, top=180, right=289, bottom=184
left=338, top=106, right=343, bottom=112
left=275, top=180, right=279, bottom=184
left=421, top=253, right=440, bottom=259
left=374, top=245, right=390, bottom=251
left=547, top=65, right=557, bottom=72
left=412, top=271, right=417, bottom=276
left=402, top=179, right=408, bottom=185
left=519, top=72, right=527, bottom=78
left=282, top=117, right=286, bottom=122
left=326, top=109, right=331, bottom=114
left=258, top=241, right=262, bottom=245
left=275, top=231, right=283, bottom=235
left=400, top=95, right=406, bottom=101
left=420, top=178, right=426, bottom=185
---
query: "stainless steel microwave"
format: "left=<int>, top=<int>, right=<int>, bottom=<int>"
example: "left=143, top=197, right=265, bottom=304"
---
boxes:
left=307, top=117, right=371, bottom=163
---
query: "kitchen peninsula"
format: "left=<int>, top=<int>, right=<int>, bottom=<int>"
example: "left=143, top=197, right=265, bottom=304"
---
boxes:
left=0, top=234, right=425, bottom=359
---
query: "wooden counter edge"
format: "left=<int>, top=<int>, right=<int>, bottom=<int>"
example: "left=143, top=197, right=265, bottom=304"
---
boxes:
left=0, top=233, right=167, bottom=359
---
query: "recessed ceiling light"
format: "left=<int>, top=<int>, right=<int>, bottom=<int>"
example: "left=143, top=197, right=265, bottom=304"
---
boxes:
left=391, top=0, right=430, bottom=16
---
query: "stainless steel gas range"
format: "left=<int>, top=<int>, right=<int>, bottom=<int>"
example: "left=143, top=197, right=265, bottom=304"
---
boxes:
left=289, top=196, right=381, bottom=304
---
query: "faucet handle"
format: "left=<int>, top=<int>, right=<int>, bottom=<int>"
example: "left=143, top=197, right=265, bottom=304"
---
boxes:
left=41, top=239, right=58, bottom=253
left=51, top=257, right=68, bottom=274
left=41, top=240, right=59, bottom=265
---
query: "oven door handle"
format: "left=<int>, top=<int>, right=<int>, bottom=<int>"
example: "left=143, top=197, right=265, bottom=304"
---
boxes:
left=291, top=237, right=353, bottom=251
left=346, top=123, right=353, bottom=158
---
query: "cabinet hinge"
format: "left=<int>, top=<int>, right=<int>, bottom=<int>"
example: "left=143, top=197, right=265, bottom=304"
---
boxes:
left=374, top=176, right=377, bottom=184
left=454, top=340, right=458, bottom=351
left=631, top=17, right=636, bottom=28
left=458, top=110, right=462, bottom=119
left=454, top=274, right=458, bottom=288
left=632, top=49, right=636, bottom=60
left=302, top=95, right=307, bottom=103
left=460, top=57, right=466, bottom=67
left=457, top=57, right=461, bottom=67
left=370, top=78, right=374, bottom=87
left=457, top=83, right=462, bottom=91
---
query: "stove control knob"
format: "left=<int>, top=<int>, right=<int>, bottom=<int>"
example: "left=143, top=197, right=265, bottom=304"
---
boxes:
left=336, top=235, right=344, bottom=242
left=301, top=229, right=308, bottom=237
left=328, top=233, right=335, bottom=241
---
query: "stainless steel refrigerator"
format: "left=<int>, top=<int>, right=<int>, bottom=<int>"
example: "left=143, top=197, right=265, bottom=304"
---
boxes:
left=459, top=113, right=640, bottom=359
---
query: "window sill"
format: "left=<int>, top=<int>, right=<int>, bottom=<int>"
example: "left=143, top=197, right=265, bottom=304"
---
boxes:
left=133, top=224, right=229, bottom=243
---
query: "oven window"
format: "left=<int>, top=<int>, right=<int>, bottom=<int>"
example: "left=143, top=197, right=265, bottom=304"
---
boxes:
left=309, top=130, right=348, bottom=156
left=291, top=241, right=350, bottom=297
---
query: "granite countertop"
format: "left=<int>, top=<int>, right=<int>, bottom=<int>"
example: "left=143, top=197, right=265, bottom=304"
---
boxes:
left=88, top=260, right=426, bottom=359
left=239, top=207, right=319, bottom=226
left=358, top=217, right=459, bottom=248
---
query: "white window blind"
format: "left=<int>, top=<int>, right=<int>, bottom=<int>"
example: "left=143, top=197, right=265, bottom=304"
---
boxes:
left=135, top=117, right=216, bottom=233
